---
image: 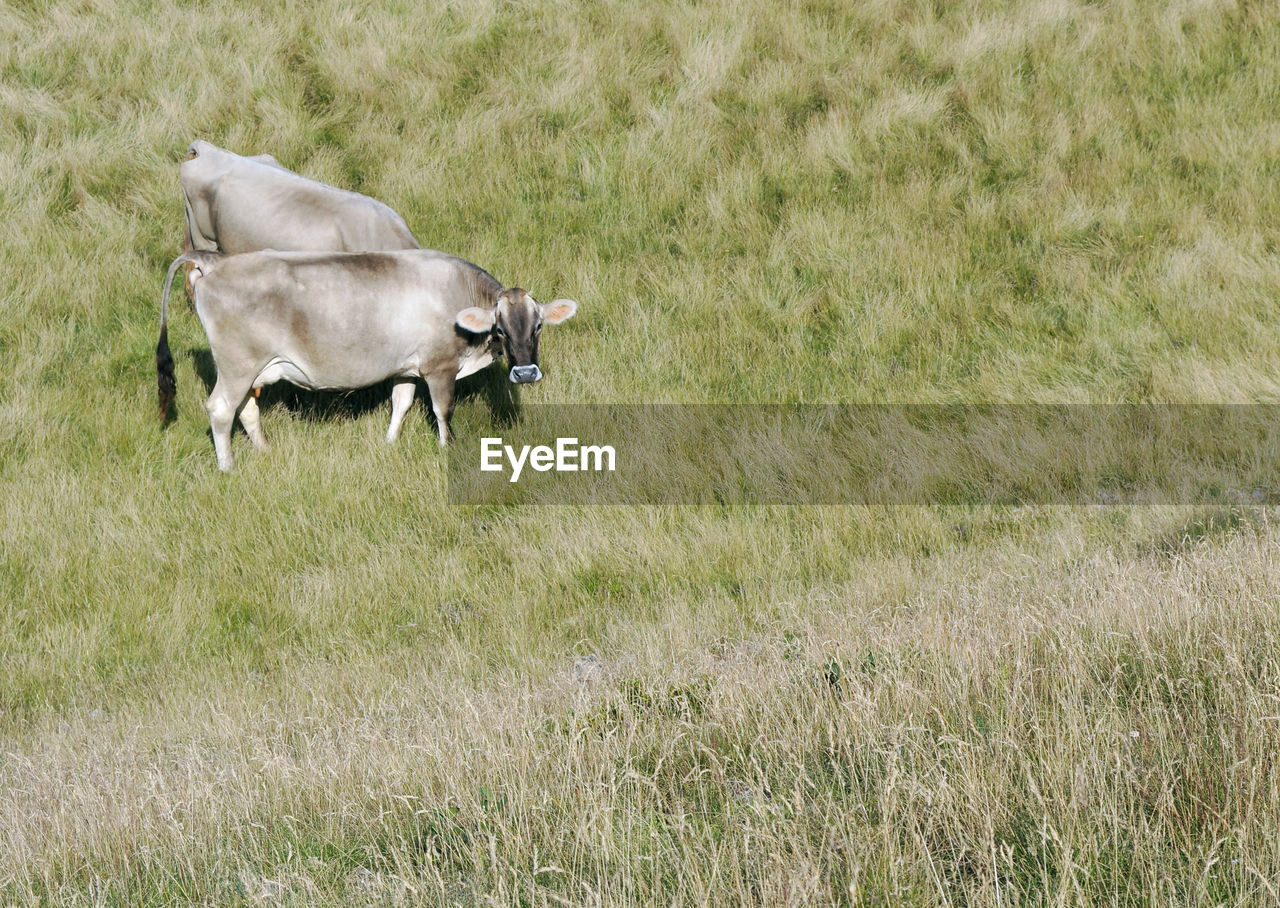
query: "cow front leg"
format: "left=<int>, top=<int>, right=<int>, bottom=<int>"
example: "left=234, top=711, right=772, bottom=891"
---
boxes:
left=238, top=395, right=270, bottom=452
left=424, top=372, right=456, bottom=446
left=386, top=379, right=416, bottom=443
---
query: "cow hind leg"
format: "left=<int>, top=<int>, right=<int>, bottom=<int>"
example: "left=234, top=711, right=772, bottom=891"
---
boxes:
left=385, top=379, right=416, bottom=443
left=206, top=378, right=250, bottom=472
left=424, top=372, right=456, bottom=446
left=238, top=395, right=270, bottom=452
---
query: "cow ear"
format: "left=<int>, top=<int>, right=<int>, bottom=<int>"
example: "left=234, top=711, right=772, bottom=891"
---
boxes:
left=540, top=298, right=578, bottom=325
left=456, top=307, right=496, bottom=333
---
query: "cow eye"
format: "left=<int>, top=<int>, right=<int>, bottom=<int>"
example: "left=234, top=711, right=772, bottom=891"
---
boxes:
left=534, top=323, right=542, bottom=334
left=492, top=326, right=505, bottom=338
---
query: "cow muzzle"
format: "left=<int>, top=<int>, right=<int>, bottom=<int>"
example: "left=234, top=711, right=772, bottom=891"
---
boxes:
left=509, top=364, right=542, bottom=384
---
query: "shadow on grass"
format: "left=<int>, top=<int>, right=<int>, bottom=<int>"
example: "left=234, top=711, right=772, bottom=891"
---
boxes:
left=181, top=345, right=520, bottom=438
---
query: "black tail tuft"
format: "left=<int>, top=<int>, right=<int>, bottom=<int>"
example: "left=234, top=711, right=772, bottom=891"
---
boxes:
left=157, top=324, right=175, bottom=421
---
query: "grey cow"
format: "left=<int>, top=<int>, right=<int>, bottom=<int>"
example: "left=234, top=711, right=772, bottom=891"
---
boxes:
left=170, top=140, right=424, bottom=448
left=155, top=249, right=578, bottom=472
left=180, top=140, right=419, bottom=255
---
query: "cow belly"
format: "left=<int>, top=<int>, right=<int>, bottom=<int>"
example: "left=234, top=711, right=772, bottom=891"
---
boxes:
left=253, top=358, right=315, bottom=389
left=252, top=354, right=418, bottom=392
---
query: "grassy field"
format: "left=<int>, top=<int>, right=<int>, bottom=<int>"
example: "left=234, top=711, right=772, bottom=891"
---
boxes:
left=3, top=0, right=1280, bottom=902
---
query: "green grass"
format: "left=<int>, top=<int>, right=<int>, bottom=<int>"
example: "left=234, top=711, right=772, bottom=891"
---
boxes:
left=3, top=0, right=1280, bottom=902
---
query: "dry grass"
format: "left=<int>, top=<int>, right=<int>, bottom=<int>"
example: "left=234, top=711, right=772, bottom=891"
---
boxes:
left=2, top=0, right=1280, bottom=902
left=4, top=509, right=1280, bottom=903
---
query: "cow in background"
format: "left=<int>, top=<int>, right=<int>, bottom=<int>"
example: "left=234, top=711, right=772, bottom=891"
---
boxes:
left=180, top=140, right=419, bottom=256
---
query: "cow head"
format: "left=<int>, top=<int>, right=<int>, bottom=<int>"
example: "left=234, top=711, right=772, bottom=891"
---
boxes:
left=455, top=289, right=577, bottom=383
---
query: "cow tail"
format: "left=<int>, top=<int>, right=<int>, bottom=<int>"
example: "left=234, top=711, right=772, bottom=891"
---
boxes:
left=157, top=251, right=218, bottom=420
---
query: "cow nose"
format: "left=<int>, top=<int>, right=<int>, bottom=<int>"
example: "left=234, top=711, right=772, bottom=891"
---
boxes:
left=509, top=364, right=542, bottom=384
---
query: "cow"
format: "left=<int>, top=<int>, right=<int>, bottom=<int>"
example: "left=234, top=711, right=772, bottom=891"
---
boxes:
left=172, top=141, right=424, bottom=450
left=180, top=139, right=420, bottom=256
left=155, top=249, right=578, bottom=472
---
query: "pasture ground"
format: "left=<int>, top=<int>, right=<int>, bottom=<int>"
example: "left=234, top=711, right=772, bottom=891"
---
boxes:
left=2, top=0, right=1280, bottom=902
